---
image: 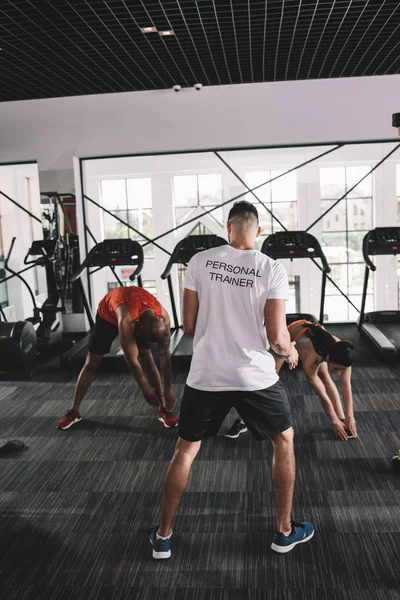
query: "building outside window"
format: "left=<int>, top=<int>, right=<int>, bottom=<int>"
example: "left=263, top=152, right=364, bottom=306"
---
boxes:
left=245, top=170, right=298, bottom=250
left=101, top=178, right=153, bottom=258
left=173, top=174, right=223, bottom=228
left=320, top=166, right=373, bottom=322
left=101, top=178, right=155, bottom=292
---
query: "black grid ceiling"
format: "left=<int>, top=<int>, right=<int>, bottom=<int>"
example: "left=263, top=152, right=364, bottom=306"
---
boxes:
left=0, top=0, right=399, bottom=102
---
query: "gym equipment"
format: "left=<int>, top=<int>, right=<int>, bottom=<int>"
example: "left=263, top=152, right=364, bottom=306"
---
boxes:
left=161, top=234, right=228, bottom=360
left=0, top=267, right=37, bottom=376
left=358, top=227, right=400, bottom=358
left=4, top=237, right=65, bottom=351
left=393, top=112, right=400, bottom=135
left=60, top=238, right=144, bottom=369
left=0, top=319, right=37, bottom=376
left=392, top=450, right=400, bottom=474
left=261, top=231, right=331, bottom=324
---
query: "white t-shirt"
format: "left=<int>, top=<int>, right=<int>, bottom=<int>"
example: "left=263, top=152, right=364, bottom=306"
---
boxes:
left=184, top=244, right=289, bottom=391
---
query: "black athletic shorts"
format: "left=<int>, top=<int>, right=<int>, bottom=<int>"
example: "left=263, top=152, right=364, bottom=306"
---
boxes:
left=88, top=313, right=150, bottom=355
left=178, top=379, right=292, bottom=442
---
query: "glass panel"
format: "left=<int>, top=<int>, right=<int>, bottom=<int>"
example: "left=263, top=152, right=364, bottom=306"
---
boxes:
left=101, top=179, right=127, bottom=211
left=254, top=204, right=272, bottom=236
left=287, top=275, right=299, bottom=313
left=326, top=264, right=348, bottom=295
left=324, top=295, right=349, bottom=322
left=198, top=174, right=222, bottom=206
left=126, top=178, right=152, bottom=209
left=320, top=167, right=346, bottom=199
left=245, top=172, right=271, bottom=205
left=271, top=170, right=297, bottom=202
left=346, top=166, right=372, bottom=198
left=203, top=205, right=223, bottom=225
left=348, top=262, right=370, bottom=295
left=271, top=201, right=298, bottom=231
left=103, top=211, right=128, bottom=239
left=321, top=200, right=346, bottom=231
left=142, top=280, right=157, bottom=296
left=174, top=175, right=198, bottom=207
left=322, top=232, right=348, bottom=264
left=348, top=295, right=374, bottom=321
left=127, top=210, right=154, bottom=258
left=347, top=198, right=372, bottom=230
left=175, top=206, right=197, bottom=226
left=347, top=231, right=366, bottom=262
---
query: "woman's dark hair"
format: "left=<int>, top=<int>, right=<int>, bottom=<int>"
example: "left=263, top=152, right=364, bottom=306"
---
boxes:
left=304, top=322, right=354, bottom=367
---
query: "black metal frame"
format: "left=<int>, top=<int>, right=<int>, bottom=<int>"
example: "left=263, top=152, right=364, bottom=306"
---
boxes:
left=79, top=138, right=400, bottom=321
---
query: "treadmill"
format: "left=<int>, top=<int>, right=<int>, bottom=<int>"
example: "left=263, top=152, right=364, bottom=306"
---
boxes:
left=161, top=234, right=228, bottom=361
left=261, top=231, right=331, bottom=324
left=60, top=239, right=144, bottom=369
left=358, top=227, right=400, bottom=358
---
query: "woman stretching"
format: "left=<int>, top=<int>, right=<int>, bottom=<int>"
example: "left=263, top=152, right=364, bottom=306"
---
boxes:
left=225, top=320, right=357, bottom=441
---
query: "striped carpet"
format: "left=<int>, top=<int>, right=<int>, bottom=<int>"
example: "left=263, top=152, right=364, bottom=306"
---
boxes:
left=0, top=325, right=399, bottom=599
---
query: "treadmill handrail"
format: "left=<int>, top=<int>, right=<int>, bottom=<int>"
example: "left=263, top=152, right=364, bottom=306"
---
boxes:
left=71, top=240, right=144, bottom=283
left=362, top=231, right=377, bottom=272
left=161, top=239, right=185, bottom=280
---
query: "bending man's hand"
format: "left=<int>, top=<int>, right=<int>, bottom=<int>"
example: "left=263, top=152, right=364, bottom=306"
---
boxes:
left=142, top=384, right=159, bottom=407
left=163, top=386, right=175, bottom=411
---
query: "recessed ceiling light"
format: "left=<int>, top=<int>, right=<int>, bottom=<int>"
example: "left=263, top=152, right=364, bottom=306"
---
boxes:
left=159, top=30, right=175, bottom=37
left=141, top=26, right=157, bottom=33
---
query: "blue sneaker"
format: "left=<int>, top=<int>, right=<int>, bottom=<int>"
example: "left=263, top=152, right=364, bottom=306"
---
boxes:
left=271, top=521, right=314, bottom=554
left=149, top=526, right=172, bottom=559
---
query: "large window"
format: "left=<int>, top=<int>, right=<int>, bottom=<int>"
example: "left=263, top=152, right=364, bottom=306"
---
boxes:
left=245, top=170, right=298, bottom=250
left=173, top=174, right=223, bottom=227
left=320, top=166, right=373, bottom=322
left=100, top=178, right=153, bottom=258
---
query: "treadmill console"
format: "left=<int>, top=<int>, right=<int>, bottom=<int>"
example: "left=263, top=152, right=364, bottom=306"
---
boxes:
left=364, top=228, right=400, bottom=258
left=176, top=235, right=228, bottom=264
left=89, top=239, right=144, bottom=267
left=71, top=239, right=144, bottom=283
left=161, top=234, right=228, bottom=280
left=275, top=231, right=306, bottom=249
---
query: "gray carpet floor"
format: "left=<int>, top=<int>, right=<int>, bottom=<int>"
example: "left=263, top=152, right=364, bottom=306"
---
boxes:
left=0, top=325, right=399, bottom=599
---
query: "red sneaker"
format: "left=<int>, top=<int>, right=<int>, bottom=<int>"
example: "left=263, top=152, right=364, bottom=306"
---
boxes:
left=57, top=409, right=82, bottom=430
left=158, top=410, right=178, bottom=428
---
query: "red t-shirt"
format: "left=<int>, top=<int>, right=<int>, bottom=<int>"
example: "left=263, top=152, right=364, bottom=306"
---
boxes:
left=97, top=286, right=162, bottom=326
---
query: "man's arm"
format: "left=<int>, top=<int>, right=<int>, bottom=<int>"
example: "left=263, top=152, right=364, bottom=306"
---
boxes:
left=182, top=288, right=198, bottom=336
left=157, top=308, right=175, bottom=410
left=264, top=299, right=296, bottom=361
left=340, top=367, right=357, bottom=436
left=116, top=305, right=158, bottom=406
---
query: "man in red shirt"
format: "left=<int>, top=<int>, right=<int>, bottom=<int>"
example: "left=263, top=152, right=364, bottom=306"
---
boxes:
left=57, top=286, right=177, bottom=430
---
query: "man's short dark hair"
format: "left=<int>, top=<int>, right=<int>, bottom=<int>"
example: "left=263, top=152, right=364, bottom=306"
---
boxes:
left=228, top=201, right=259, bottom=224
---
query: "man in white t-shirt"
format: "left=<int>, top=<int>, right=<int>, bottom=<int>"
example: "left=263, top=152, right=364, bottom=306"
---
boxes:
left=150, top=201, right=314, bottom=559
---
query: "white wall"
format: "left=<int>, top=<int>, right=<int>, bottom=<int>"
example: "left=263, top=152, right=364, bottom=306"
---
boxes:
left=0, top=163, right=47, bottom=321
left=0, top=75, right=399, bottom=171
left=39, top=169, right=75, bottom=194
